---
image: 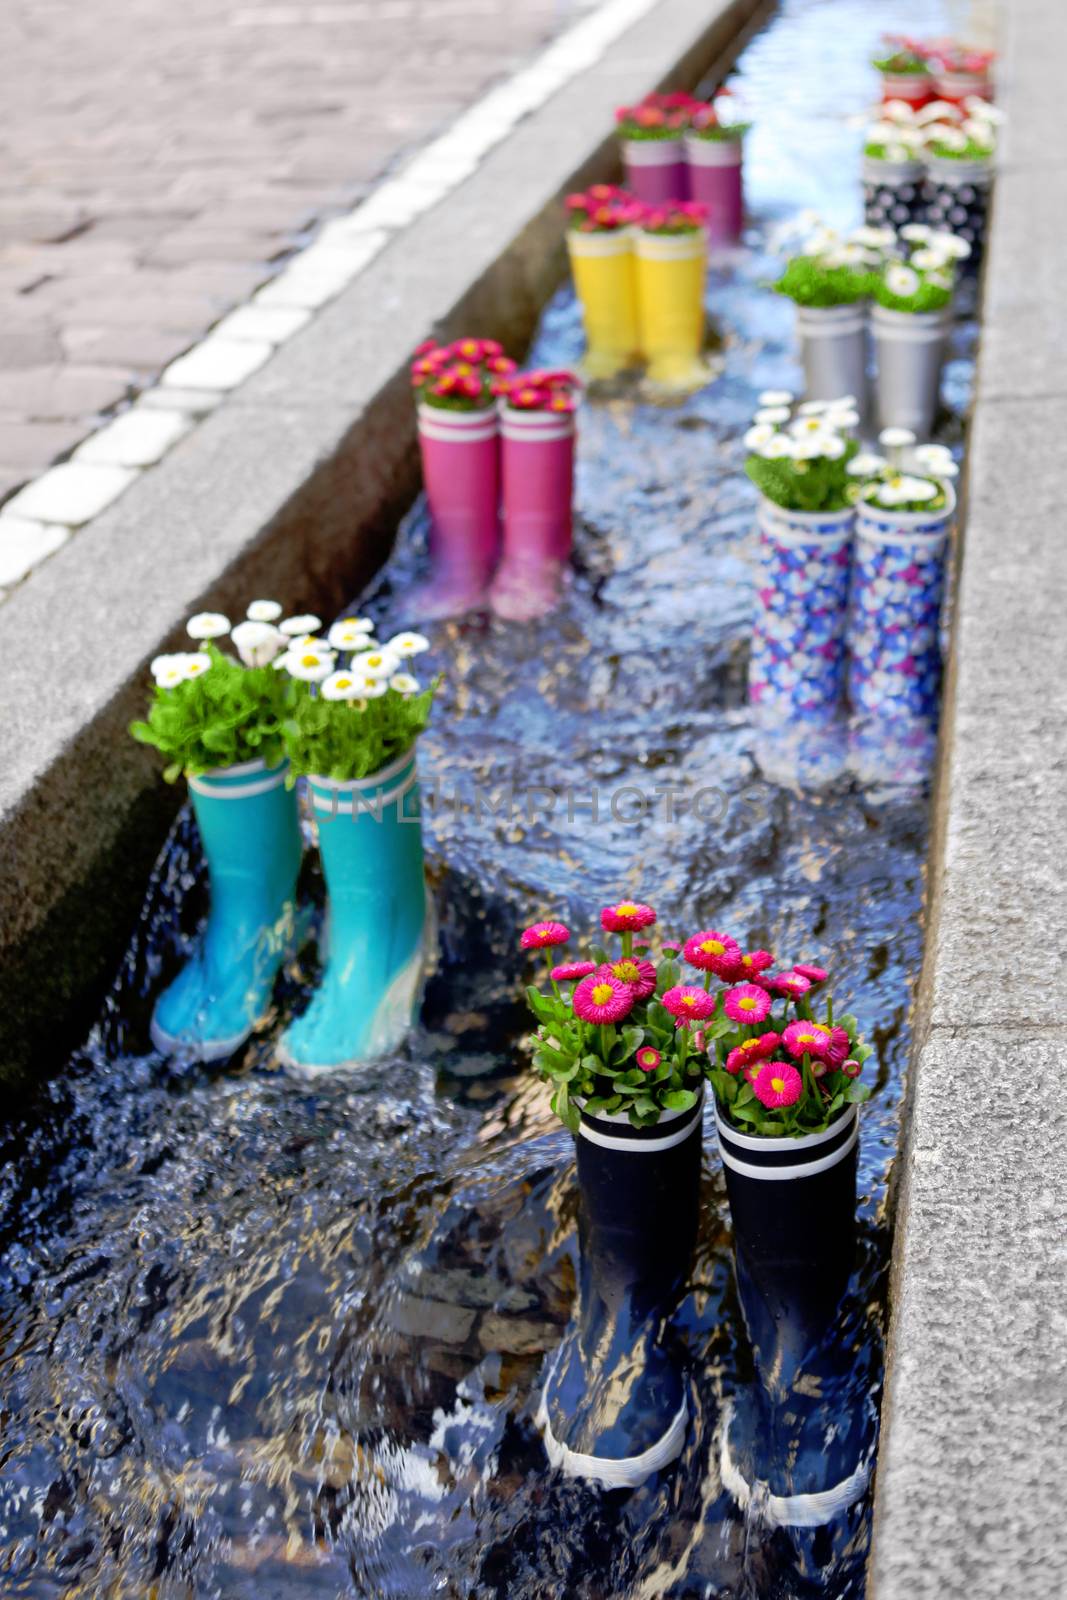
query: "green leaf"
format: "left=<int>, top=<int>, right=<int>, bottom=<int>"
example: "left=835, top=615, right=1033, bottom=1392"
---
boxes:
left=662, top=1089, right=696, bottom=1111
left=845, top=1081, right=872, bottom=1103
left=730, top=1100, right=762, bottom=1124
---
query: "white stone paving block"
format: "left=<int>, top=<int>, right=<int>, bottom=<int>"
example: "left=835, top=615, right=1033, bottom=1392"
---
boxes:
left=74, top=407, right=192, bottom=468
left=0, top=517, right=71, bottom=586
left=162, top=336, right=274, bottom=391
left=3, top=464, right=138, bottom=527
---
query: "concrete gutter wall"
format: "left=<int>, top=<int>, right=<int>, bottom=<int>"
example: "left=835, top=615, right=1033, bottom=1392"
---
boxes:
left=869, top=3, right=1067, bottom=1595
left=0, top=0, right=766, bottom=1088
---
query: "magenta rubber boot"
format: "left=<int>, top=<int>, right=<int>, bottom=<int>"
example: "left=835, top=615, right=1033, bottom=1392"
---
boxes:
left=621, top=138, right=689, bottom=204
left=413, top=404, right=500, bottom=618
left=684, top=136, right=744, bottom=246
left=491, top=406, right=576, bottom=622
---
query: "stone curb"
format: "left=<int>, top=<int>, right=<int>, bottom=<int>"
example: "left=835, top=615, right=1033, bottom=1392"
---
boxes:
left=869, top=3, right=1067, bottom=1596
left=0, top=0, right=766, bottom=1085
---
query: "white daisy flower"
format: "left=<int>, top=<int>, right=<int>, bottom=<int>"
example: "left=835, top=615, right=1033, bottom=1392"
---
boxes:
left=182, top=653, right=212, bottom=679
left=246, top=599, right=283, bottom=623
left=962, top=118, right=995, bottom=147
left=284, top=649, right=337, bottom=683
left=916, top=101, right=962, bottom=124
left=927, top=231, right=971, bottom=260
left=925, top=269, right=953, bottom=291
left=353, top=677, right=388, bottom=700
left=913, top=444, right=955, bottom=474
left=321, top=670, right=362, bottom=702
left=285, top=634, right=332, bottom=655
left=846, top=452, right=888, bottom=476
left=873, top=481, right=904, bottom=506
left=279, top=614, right=323, bottom=637
left=867, top=120, right=898, bottom=143
left=327, top=617, right=377, bottom=651
left=754, top=406, right=791, bottom=425
left=760, top=434, right=798, bottom=459
left=757, top=389, right=794, bottom=406
left=790, top=414, right=832, bottom=437
left=927, top=124, right=968, bottom=152
left=824, top=406, right=860, bottom=431
left=964, top=97, right=1005, bottom=125
left=818, top=435, right=845, bottom=461
left=151, top=656, right=191, bottom=689
left=897, top=476, right=938, bottom=501
left=390, top=673, right=421, bottom=697
left=796, top=399, right=830, bottom=415
left=885, top=263, right=921, bottom=298
left=825, top=242, right=870, bottom=267
left=883, top=142, right=911, bottom=163
left=744, top=423, right=777, bottom=450
left=351, top=647, right=399, bottom=679
left=849, top=226, right=896, bottom=251
left=186, top=612, right=230, bottom=640
left=899, top=223, right=933, bottom=242
left=895, top=126, right=925, bottom=149
left=231, top=619, right=285, bottom=668
left=879, top=427, right=917, bottom=450
left=793, top=434, right=837, bottom=460
left=910, top=248, right=951, bottom=272
left=386, top=631, right=431, bottom=658
left=882, top=100, right=918, bottom=125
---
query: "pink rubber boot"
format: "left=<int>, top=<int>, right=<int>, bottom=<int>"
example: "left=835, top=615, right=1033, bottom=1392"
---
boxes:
left=491, top=406, right=576, bottom=622
left=413, top=404, right=500, bottom=618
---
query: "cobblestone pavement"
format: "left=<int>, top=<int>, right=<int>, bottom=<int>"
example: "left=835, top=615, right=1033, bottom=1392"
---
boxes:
left=0, top=0, right=596, bottom=503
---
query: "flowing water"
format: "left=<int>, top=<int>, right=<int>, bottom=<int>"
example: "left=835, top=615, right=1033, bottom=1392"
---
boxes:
left=0, top=0, right=978, bottom=1594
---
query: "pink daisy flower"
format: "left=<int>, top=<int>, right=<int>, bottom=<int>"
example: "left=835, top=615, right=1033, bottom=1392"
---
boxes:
left=636, top=1046, right=662, bottom=1073
left=781, top=1019, right=833, bottom=1061
left=794, top=963, right=828, bottom=983
left=843, top=1059, right=863, bottom=1079
left=520, top=921, right=570, bottom=951
left=682, top=930, right=741, bottom=977
left=753, top=1061, right=803, bottom=1110
left=572, top=974, right=635, bottom=1025
left=662, top=985, right=717, bottom=1023
left=736, top=949, right=774, bottom=979
left=724, top=1031, right=779, bottom=1075
left=551, top=960, right=596, bottom=982
left=810, top=1023, right=851, bottom=1066
left=600, top=957, right=657, bottom=1000
left=774, top=971, right=812, bottom=1000
left=600, top=900, right=657, bottom=932
left=723, top=984, right=773, bottom=1025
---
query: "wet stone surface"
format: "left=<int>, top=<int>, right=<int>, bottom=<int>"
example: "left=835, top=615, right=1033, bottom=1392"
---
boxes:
left=0, top=1, right=974, bottom=1596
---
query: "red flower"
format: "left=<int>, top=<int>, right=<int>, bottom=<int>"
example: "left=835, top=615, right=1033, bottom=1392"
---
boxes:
left=752, top=1061, right=803, bottom=1109
left=683, top=930, right=742, bottom=977
left=793, top=963, right=828, bottom=983
left=600, top=901, right=657, bottom=933
left=662, top=985, right=716, bottom=1023
left=723, top=984, right=773, bottom=1025
left=520, top=921, right=570, bottom=950
left=551, top=960, right=596, bottom=982
left=725, top=1032, right=779, bottom=1075
left=573, top=974, right=634, bottom=1025
left=781, top=1020, right=832, bottom=1061
left=774, top=971, right=812, bottom=1000
left=636, top=1046, right=662, bottom=1073
left=600, top=958, right=657, bottom=1001
left=843, top=1059, right=862, bottom=1079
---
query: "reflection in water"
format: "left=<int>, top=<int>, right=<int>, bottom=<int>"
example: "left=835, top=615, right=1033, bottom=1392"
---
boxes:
left=0, top=1, right=975, bottom=1594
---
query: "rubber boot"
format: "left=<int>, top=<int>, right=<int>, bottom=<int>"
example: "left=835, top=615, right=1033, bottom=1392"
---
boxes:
left=413, top=404, right=500, bottom=618
left=151, top=759, right=302, bottom=1061
left=566, top=230, right=641, bottom=381
left=633, top=230, right=709, bottom=392
left=278, top=747, right=429, bottom=1071
left=714, top=1105, right=874, bottom=1529
left=621, top=137, right=688, bottom=204
left=537, top=1091, right=703, bottom=1489
left=685, top=137, right=744, bottom=247
left=490, top=405, right=576, bottom=621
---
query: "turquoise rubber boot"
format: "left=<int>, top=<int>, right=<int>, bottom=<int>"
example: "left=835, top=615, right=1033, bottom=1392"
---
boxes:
left=151, top=759, right=303, bottom=1061
left=279, top=747, right=429, bottom=1072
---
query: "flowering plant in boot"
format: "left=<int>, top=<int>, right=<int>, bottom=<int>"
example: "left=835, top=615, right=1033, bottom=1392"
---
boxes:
left=688, top=87, right=752, bottom=141
left=565, top=185, right=643, bottom=232
left=744, top=393, right=860, bottom=512
left=920, top=99, right=1001, bottom=161
left=851, top=430, right=957, bottom=513
left=280, top=621, right=437, bottom=781
left=521, top=900, right=708, bottom=1131
left=693, top=939, right=873, bottom=1136
left=614, top=93, right=696, bottom=139
left=636, top=199, right=708, bottom=235
left=863, top=108, right=928, bottom=164
left=497, top=368, right=581, bottom=413
left=410, top=337, right=516, bottom=411
left=130, top=602, right=292, bottom=781
left=872, top=226, right=968, bottom=312
left=772, top=218, right=892, bottom=307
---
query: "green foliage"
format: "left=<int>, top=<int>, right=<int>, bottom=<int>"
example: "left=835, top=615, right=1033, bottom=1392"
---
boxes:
left=873, top=277, right=953, bottom=314
left=926, top=136, right=993, bottom=162
left=689, top=121, right=751, bottom=141
left=774, top=255, right=876, bottom=308
left=616, top=121, right=683, bottom=141
left=282, top=679, right=438, bottom=782
left=129, top=645, right=287, bottom=782
left=871, top=52, right=929, bottom=74
left=745, top=437, right=859, bottom=513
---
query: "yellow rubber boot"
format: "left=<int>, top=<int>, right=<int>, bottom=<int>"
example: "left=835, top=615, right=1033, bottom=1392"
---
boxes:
left=567, top=229, right=640, bottom=380
left=634, top=230, right=709, bottom=393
